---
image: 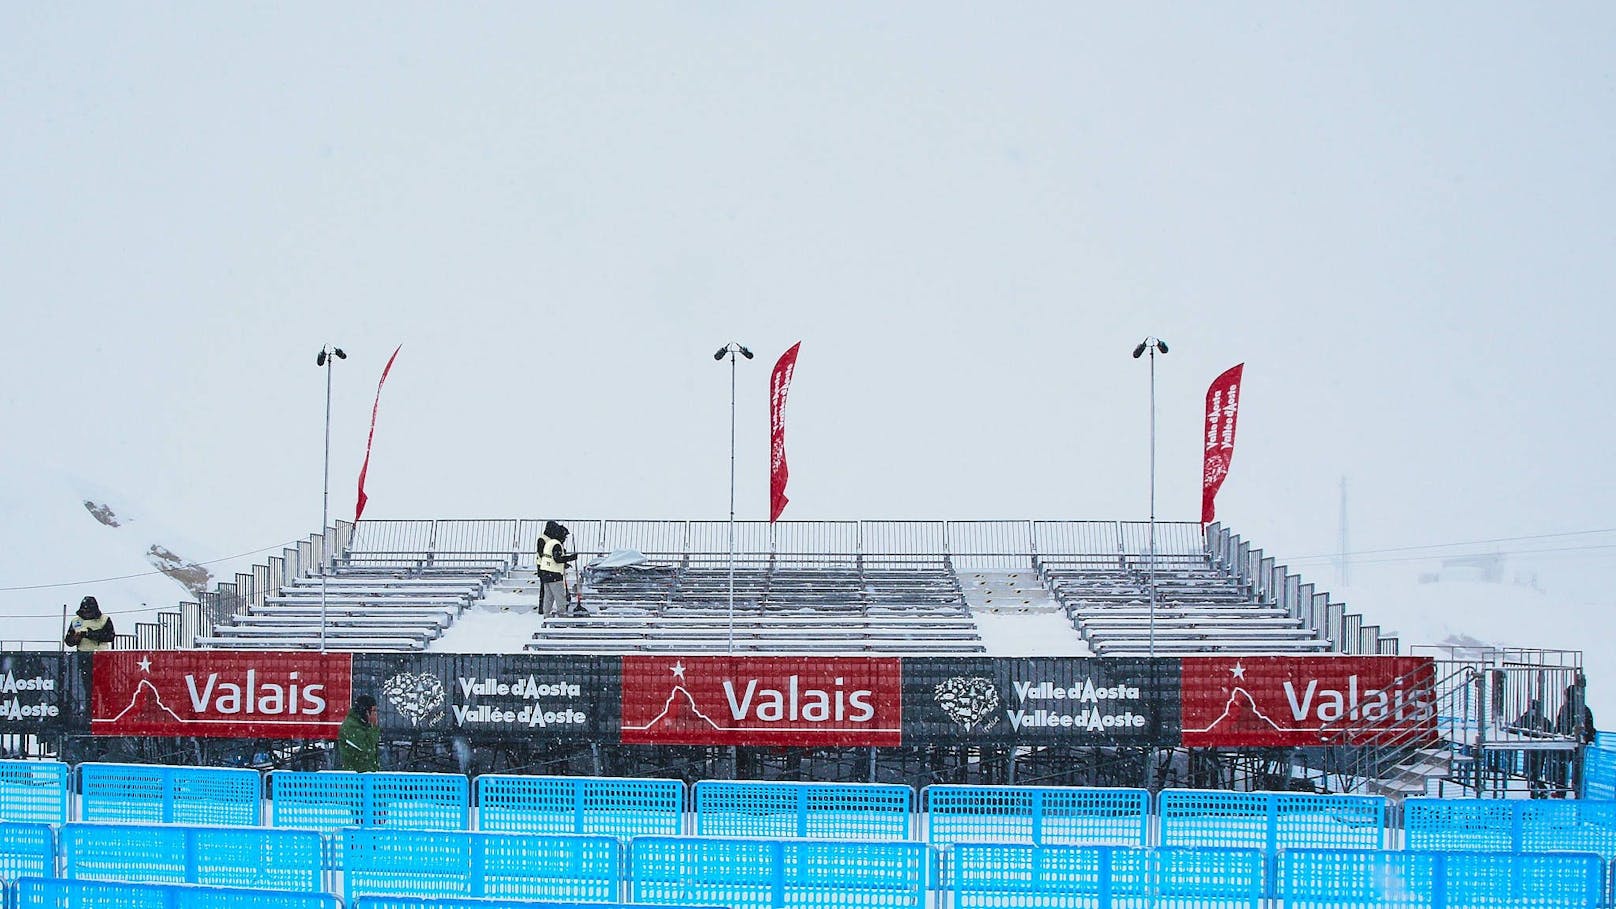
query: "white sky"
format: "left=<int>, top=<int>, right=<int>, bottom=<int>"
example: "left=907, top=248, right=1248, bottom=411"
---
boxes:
left=3, top=7, right=1614, bottom=699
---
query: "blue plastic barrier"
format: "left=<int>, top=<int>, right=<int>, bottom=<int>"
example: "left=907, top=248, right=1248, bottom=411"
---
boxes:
left=694, top=780, right=912, bottom=840
left=923, top=784, right=1149, bottom=846
left=79, top=764, right=262, bottom=826
left=1157, top=789, right=1386, bottom=851
left=1279, top=848, right=1603, bottom=908
left=0, top=762, right=69, bottom=825
left=61, top=823, right=322, bottom=892
left=14, top=877, right=341, bottom=909
left=948, top=844, right=1261, bottom=909
left=1406, top=799, right=1616, bottom=858
left=629, top=836, right=929, bottom=909
left=475, top=775, right=683, bottom=837
left=357, top=898, right=723, bottom=909
left=341, top=827, right=618, bottom=904
left=272, top=771, right=467, bottom=832
left=1585, top=745, right=1616, bottom=800
left=0, top=823, right=56, bottom=882
left=949, top=843, right=1150, bottom=908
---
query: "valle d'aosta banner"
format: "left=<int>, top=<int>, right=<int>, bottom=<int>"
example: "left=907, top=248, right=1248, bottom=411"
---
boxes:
left=10, top=651, right=1435, bottom=749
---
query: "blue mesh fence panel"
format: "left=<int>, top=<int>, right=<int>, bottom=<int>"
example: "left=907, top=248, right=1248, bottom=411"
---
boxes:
left=1404, top=799, right=1517, bottom=852
left=1272, top=793, right=1385, bottom=850
left=0, top=762, right=69, bottom=825
left=356, top=899, right=723, bottom=909
left=63, top=824, right=320, bottom=892
left=923, top=785, right=1148, bottom=846
left=949, top=843, right=1150, bottom=909
left=1518, top=801, right=1616, bottom=860
left=16, top=876, right=170, bottom=909
left=79, top=766, right=262, bottom=827
left=269, top=773, right=364, bottom=832
left=1280, top=848, right=1602, bottom=908
left=0, top=823, right=55, bottom=882
left=366, top=774, right=468, bottom=832
left=475, top=775, right=683, bottom=837
left=1157, top=791, right=1270, bottom=849
left=342, top=828, right=618, bottom=904
left=694, top=782, right=912, bottom=840
left=1152, top=847, right=1264, bottom=909
left=15, top=878, right=340, bottom=909
left=629, top=836, right=929, bottom=909
left=1585, top=747, right=1616, bottom=800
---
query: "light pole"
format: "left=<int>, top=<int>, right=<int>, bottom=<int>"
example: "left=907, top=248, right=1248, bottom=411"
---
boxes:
left=316, top=344, right=347, bottom=653
left=714, top=342, right=754, bottom=653
left=1132, top=337, right=1168, bottom=659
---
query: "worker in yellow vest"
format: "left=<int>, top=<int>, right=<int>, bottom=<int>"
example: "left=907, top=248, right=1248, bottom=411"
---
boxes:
left=64, top=596, right=116, bottom=651
left=537, top=520, right=580, bottom=617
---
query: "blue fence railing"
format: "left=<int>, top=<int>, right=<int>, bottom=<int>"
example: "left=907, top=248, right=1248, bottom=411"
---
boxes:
left=1279, top=848, right=1604, bottom=908
left=1157, top=789, right=1387, bottom=851
left=61, top=823, right=322, bottom=892
left=355, top=898, right=724, bottom=909
left=78, top=763, right=263, bottom=827
left=341, top=829, right=618, bottom=904
left=694, top=780, right=913, bottom=840
left=1406, top=798, right=1616, bottom=859
left=14, top=877, right=342, bottom=909
left=628, top=836, right=930, bottom=909
left=0, top=824, right=55, bottom=883
left=922, top=784, right=1150, bottom=846
left=1587, top=742, right=1616, bottom=800
left=270, top=772, right=469, bottom=834
left=0, top=762, right=69, bottom=825
left=474, top=775, right=683, bottom=837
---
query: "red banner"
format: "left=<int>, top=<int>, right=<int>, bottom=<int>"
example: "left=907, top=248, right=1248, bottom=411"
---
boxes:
left=1180, top=655, right=1437, bottom=747
left=769, top=343, right=801, bottom=523
left=91, top=651, right=353, bottom=739
left=355, top=344, right=402, bottom=523
left=619, top=655, right=901, bottom=746
left=1201, top=363, right=1243, bottom=524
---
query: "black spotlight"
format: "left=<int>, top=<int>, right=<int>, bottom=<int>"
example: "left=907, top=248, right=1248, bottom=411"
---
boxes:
left=738, top=346, right=754, bottom=360
left=714, top=347, right=728, bottom=361
left=1132, top=342, right=1147, bottom=359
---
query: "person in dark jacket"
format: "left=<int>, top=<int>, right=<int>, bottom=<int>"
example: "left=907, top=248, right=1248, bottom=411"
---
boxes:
left=338, top=694, right=381, bottom=772
left=64, top=596, right=116, bottom=651
left=536, top=520, right=580, bottom=617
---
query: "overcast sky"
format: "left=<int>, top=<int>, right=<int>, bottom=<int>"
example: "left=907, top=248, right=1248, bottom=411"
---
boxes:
left=4, top=5, right=1614, bottom=609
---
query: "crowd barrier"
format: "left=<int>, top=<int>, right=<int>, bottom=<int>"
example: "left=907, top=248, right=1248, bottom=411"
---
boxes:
left=13, top=877, right=341, bottom=909
left=61, top=822, right=323, bottom=891
left=627, top=836, right=930, bottom=909
left=354, top=899, right=721, bottom=909
left=0, top=823, right=54, bottom=882
left=474, top=776, right=682, bottom=837
left=951, top=843, right=1265, bottom=909
left=80, top=764, right=263, bottom=827
left=923, top=784, right=1150, bottom=846
left=0, top=762, right=68, bottom=825
left=341, top=828, right=618, bottom=904
left=694, top=780, right=913, bottom=840
left=1588, top=736, right=1616, bottom=800
left=1406, top=799, right=1616, bottom=859
left=1279, top=848, right=1602, bottom=908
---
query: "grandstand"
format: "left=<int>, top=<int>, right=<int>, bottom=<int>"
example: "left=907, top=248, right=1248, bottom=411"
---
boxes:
left=7, top=516, right=1557, bottom=805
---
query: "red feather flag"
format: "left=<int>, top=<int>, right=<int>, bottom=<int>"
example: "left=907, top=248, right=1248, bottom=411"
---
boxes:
left=769, top=342, right=802, bottom=523
left=354, top=345, right=402, bottom=523
left=1201, top=363, right=1244, bottom=524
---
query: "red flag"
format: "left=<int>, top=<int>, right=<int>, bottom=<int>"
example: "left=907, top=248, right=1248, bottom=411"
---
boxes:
left=354, top=345, right=402, bottom=523
left=1201, top=363, right=1244, bottom=524
left=769, top=342, right=802, bottom=523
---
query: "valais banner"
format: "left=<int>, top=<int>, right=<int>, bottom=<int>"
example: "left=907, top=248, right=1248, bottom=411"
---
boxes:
left=1201, top=363, right=1243, bottom=524
left=355, top=344, right=402, bottom=523
left=619, top=655, right=901, bottom=746
left=1179, top=655, right=1437, bottom=747
left=769, top=342, right=801, bottom=523
left=91, top=651, right=353, bottom=739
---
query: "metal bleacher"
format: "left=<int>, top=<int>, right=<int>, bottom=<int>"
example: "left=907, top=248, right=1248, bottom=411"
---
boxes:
left=526, top=554, right=982, bottom=655
left=184, top=518, right=1396, bottom=657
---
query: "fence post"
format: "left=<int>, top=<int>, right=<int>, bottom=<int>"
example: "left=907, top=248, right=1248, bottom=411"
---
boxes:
left=162, top=768, right=176, bottom=823
left=1432, top=852, right=1447, bottom=909
left=770, top=840, right=786, bottom=909
left=184, top=827, right=198, bottom=884
left=1096, top=847, right=1112, bottom=907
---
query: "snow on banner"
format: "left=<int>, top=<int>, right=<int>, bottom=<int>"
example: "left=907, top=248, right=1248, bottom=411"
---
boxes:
left=90, top=651, right=353, bottom=739
left=769, top=342, right=801, bottom=523
left=619, top=654, right=902, bottom=746
left=1201, top=363, right=1243, bottom=524
left=1179, top=655, right=1437, bottom=747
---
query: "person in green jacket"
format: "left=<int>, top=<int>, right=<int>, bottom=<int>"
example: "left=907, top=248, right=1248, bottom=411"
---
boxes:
left=338, top=694, right=381, bottom=772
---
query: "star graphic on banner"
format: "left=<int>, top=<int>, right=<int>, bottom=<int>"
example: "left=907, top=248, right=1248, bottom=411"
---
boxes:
left=1230, top=661, right=1246, bottom=680
left=671, top=661, right=686, bottom=680
left=138, top=656, right=152, bottom=673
